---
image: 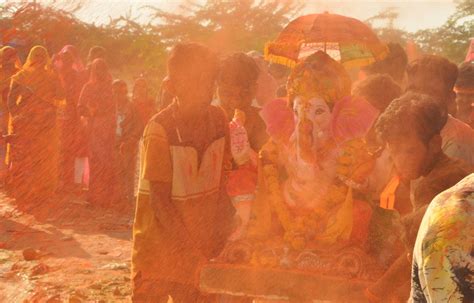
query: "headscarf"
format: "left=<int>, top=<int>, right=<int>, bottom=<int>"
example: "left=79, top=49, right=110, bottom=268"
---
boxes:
left=1, top=46, right=21, bottom=69
left=53, top=45, right=84, bottom=73
left=287, top=51, right=351, bottom=108
left=78, top=58, right=114, bottom=118
left=23, top=45, right=52, bottom=71
left=87, top=46, right=106, bottom=65
left=88, top=58, right=112, bottom=85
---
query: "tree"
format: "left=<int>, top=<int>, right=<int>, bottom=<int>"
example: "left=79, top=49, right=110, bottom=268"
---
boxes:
left=145, top=0, right=303, bottom=53
left=411, top=0, right=473, bottom=63
left=365, top=7, right=409, bottom=46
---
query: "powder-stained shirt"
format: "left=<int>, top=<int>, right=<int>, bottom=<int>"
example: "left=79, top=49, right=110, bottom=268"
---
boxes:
left=410, top=174, right=474, bottom=303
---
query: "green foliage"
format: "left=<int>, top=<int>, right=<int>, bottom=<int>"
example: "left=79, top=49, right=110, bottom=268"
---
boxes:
left=411, top=0, right=473, bottom=63
left=367, top=0, right=473, bottom=63
left=145, top=0, right=303, bottom=53
left=1, top=0, right=302, bottom=94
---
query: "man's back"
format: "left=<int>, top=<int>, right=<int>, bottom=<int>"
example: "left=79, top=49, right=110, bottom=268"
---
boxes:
left=411, top=174, right=474, bottom=302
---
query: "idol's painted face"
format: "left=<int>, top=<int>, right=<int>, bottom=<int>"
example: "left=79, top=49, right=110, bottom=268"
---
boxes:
left=293, top=96, right=332, bottom=162
left=293, top=96, right=332, bottom=144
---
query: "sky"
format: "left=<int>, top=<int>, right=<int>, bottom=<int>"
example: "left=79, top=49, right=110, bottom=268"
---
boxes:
left=67, top=0, right=457, bottom=32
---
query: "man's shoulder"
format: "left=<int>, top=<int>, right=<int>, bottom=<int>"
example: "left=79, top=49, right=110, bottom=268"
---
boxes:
left=444, top=115, right=474, bottom=139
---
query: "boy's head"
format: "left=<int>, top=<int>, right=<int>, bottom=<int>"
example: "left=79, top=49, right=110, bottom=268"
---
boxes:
left=364, top=43, right=408, bottom=84
left=454, top=62, right=474, bottom=123
left=353, top=74, right=402, bottom=112
left=113, top=79, right=128, bottom=98
left=375, top=91, right=446, bottom=181
left=217, top=52, right=260, bottom=114
left=406, top=55, right=458, bottom=115
left=166, top=43, right=219, bottom=114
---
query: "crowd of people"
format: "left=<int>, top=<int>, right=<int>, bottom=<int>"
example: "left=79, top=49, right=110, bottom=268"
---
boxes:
left=0, top=44, right=156, bottom=209
left=1, top=38, right=473, bottom=303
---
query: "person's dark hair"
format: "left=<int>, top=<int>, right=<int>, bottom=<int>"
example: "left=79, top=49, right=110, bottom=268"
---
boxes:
left=218, top=52, right=260, bottom=89
left=268, top=62, right=290, bottom=80
left=276, top=85, right=287, bottom=98
left=364, top=43, right=408, bottom=83
left=406, top=55, right=458, bottom=96
left=353, top=74, right=402, bottom=112
left=455, top=62, right=474, bottom=90
left=167, top=42, right=219, bottom=85
left=375, top=91, right=447, bottom=145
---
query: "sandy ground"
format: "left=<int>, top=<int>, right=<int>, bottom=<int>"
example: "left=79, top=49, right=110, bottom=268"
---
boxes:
left=0, top=191, right=134, bottom=302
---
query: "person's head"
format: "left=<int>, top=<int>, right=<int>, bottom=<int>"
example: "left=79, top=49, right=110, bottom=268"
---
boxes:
left=24, top=45, right=50, bottom=70
left=165, top=42, right=219, bottom=116
left=276, top=85, right=287, bottom=98
left=364, top=43, right=408, bottom=84
left=132, top=77, right=148, bottom=101
left=217, top=52, right=260, bottom=116
left=352, top=74, right=402, bottom=112
left=375, top=91, right=446, bottom=181
left=87, top=46, right=106, bottom=64
left=113, top=79, right=128, bottom=99
left=454, top=62, right=474, bottom=124
left=268, top=62, right=290, bottom=86
left=406, top=55, right=458, bottom=116
left=1, top=46, right=20, bottom=69
left=90, top=58, right=111, bottom=83
left=287, top=51, right=351, bottom=160
left=60, top=49, right=75, bottom=69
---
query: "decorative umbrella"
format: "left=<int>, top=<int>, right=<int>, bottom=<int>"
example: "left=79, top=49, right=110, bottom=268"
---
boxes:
left=265, top=13, right=388, bottom=69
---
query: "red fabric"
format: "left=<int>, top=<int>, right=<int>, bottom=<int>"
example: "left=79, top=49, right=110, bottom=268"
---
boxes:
left=226, top=163, right=258, bottom=197
left=266, top=13, right=387, bottom=64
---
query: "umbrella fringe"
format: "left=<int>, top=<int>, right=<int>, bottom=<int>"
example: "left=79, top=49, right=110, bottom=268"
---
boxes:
left=264, top=43, right=297, bottom=68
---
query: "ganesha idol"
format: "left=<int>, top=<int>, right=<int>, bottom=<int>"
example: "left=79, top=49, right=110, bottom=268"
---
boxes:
left=219, top=52, right=382, bottom=277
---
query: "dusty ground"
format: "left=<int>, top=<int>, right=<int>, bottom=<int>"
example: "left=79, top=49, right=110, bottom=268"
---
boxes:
left=0, top=191, right=133, bottom=302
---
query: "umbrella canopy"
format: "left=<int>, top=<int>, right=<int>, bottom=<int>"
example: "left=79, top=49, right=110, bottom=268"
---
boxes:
left=265, top=13, right=388, bottom=69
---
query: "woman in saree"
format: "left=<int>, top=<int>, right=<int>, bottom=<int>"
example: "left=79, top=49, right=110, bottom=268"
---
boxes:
left=6, top=45, right=64, bottom=204
left=0, top=46, right=21, bottom=178
left=78, top=58, right=117, bottom=207
left=53, top=45, right=87, bottom=190
left=0, top=46, right=21, bottom=130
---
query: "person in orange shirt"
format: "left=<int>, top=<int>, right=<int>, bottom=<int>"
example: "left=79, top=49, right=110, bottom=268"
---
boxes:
left=131, top=43, right=235, bottom=302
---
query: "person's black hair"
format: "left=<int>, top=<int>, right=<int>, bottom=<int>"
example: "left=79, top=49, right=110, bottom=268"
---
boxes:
left=353, top=74, right=402, bottom=112
left=167, top=42, right=219, bottom=84
left=218, top=52, right=260, bottom=89
left=364, top=43, right=408, bottom=83
left=375, top=91, right=447, bottom=145
left=276, top=85, right=287, bottom=98
left=406, top=55, right=458, bottom=96
left=455, top=62, right=474, bottom=90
